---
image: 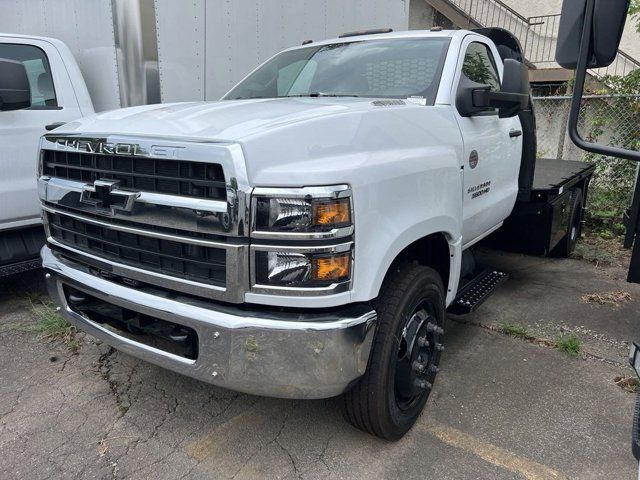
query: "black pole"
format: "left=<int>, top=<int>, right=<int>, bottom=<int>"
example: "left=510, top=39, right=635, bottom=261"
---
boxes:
left=624, top=166, right=640, bottom=249
left=628, top=166, right=640, bottom=282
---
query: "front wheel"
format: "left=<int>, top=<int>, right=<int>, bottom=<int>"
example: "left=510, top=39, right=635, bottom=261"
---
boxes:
left=342, top=264, right=446, bottom=440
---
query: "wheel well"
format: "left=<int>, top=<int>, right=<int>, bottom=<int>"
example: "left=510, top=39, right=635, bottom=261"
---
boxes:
left=381, top=233, right=451, bottom=295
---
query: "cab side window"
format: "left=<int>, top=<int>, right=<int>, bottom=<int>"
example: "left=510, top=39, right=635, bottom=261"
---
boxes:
left=461, top=42, right=500, bottom=91
left=0, top=43, right=58, bottom=108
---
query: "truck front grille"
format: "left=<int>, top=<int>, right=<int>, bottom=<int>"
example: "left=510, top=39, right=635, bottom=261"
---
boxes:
left=42, top=150, right=227, bottom=201
left=47, top=211, right=226, bottom=287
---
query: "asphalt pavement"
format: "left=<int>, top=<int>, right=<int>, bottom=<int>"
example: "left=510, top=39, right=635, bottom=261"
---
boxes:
left=1, top=248, right=638, bottom=479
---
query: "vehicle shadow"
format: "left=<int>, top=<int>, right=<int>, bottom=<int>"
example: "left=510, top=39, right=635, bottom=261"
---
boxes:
left=0, top=268, right=46, bottom=303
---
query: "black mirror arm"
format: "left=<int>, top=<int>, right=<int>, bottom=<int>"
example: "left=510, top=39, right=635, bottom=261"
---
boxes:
left=568, top=0, right=640, bottom=163
left=490, top=91, right=528, bottom=108
left=472, top=89, right=528, bottom=118
left=473, top=89, right=528, bottom=108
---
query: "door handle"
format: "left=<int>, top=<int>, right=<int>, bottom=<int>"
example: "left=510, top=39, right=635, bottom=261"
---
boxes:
left=509, top=129, right=522, bottom=138
left=45, top=122, right=66, bottom=131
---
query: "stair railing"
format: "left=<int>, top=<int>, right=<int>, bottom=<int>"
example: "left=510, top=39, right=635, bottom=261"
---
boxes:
left=443, top=0, right=640, bottom=78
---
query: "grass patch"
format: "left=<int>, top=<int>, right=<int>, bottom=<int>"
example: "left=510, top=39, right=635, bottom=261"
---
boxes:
left=555, top=334, right=581, bottom=357
left=497, top=321, right=530, bottom=339
left=30, top=299, right=80, bottom=352
left=571, top=234, right=627, bottom=267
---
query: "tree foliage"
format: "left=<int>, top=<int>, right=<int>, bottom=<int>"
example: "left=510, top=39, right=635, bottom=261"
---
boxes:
left=630, top=0, right=640, bottom=33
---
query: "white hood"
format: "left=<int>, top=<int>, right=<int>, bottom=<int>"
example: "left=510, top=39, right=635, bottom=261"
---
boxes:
left=55, top=98, right=459, bottom=187
left=56, top=98, right=383, bottom=142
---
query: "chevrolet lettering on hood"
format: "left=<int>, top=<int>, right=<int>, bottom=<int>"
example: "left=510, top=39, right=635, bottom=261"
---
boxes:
left=52, top=137, right=181, bottom=159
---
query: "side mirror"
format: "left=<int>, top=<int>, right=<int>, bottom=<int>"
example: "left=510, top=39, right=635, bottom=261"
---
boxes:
left=0, top=58, right=31, bottom=111
left=556, top=0, right=629, bottom=69
left=457, top=59, right=529, bottom=118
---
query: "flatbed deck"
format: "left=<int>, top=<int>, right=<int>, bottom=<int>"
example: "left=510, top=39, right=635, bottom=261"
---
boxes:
left=490, top=157, right=596, bottom=256
left=532, top=158, right=596, bottom=195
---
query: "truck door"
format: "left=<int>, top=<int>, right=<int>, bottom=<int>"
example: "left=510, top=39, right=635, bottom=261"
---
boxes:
left=0, top=38, right=84, bottom=230
left=452, top=37, right=522, bottom=246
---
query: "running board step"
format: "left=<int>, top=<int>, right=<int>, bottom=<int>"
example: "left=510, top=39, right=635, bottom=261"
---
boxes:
left=0, top=258, right=42, bottom=277
left=447, top=269, right=508, bottom=315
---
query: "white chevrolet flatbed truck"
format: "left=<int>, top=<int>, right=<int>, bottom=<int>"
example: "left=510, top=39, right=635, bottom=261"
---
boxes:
left=26, top=28, right=595, bottom=439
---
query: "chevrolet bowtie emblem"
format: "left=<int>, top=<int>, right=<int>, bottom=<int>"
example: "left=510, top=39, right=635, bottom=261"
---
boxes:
left=80, top=179, right=138, bottom=215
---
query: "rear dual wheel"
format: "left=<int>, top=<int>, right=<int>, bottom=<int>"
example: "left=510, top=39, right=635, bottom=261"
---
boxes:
left=343, top=264, right=446, bottom=440
left=554, top=188, right=584, bottom=258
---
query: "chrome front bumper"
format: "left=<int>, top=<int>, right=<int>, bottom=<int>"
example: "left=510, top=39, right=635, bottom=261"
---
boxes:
left=42, top=246, right=376, bottom=399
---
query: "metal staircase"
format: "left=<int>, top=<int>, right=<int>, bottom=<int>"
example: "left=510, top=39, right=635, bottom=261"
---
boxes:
left=424, top=0, right=640, bottom=81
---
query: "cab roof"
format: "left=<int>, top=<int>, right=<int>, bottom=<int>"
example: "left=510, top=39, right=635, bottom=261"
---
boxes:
left=293, top=29, right=468, bottom=50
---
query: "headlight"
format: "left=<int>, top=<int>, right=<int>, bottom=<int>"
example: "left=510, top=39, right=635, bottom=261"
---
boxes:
left=250, top=185, right=354, bottom=295
left=251, top=243, right=353, bottom=291
left=252, top=185, right=353, bottom=239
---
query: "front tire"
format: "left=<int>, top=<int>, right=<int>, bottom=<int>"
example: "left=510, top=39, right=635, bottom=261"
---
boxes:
left=343, top=264, right=446, bottom=440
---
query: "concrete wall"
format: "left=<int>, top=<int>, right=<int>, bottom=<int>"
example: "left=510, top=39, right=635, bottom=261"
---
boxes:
left=409, top=0, right=436, bottom=29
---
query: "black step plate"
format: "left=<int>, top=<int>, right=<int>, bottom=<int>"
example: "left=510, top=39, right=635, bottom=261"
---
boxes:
left=447, top=269, right=508, bottom=315
left=0, top=259, right=42, bottom=277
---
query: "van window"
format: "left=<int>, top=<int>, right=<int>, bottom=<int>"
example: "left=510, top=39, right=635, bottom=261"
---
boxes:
left=0, top=43, right=58, bottom=108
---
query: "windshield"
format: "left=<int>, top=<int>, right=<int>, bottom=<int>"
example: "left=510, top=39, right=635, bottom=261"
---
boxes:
left=223, top=38, right=451, bottom=104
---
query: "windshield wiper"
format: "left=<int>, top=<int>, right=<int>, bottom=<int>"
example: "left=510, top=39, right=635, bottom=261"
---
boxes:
left=285, top=92, right=361, bottom=98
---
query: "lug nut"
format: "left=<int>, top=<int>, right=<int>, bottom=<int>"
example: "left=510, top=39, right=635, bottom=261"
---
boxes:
left=417, top=336, right=429, bottom=347
left=429, top=365, right=439, bottom=374
left=435, top=343, right=445, bottom=352
left=426, top=323, right=443, bottom=335
left=412, top=360, right=425, bottom=373
left=413, top=379, right=432, bottom=390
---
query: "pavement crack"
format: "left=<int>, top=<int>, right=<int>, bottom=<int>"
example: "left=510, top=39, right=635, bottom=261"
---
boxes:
left=317, top=431, right=336, bottom=472
left=273, top=405, right=302, bottom=479
left=229, top=402, right=300, bottom=480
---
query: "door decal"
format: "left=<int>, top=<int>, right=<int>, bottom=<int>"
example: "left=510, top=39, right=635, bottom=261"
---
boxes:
left=469, top=150, right=479, bottom=169
left=467, top=181, right=492, bottom=199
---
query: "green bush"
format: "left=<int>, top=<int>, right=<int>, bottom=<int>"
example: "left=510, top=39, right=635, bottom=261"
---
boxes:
left=581, top=72, right=640, bottom=237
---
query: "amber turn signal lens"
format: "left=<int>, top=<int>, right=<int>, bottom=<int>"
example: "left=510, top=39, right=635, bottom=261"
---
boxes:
left=312, top=199, right=351, bottom=226
left=312, top=254, right=351, bottom=281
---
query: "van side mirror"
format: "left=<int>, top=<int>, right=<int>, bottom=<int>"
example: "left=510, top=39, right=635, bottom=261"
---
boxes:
left=0, top=58, right=31, bottom=111
left=556, top=0, right=630, bottom=69
left=554, top=0, right=638, bottom=163
left=457, top=59, right=529, bottom=118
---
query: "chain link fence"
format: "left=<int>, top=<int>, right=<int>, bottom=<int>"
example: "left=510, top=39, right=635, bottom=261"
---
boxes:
left=533, top=94, right=640, bottom=236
